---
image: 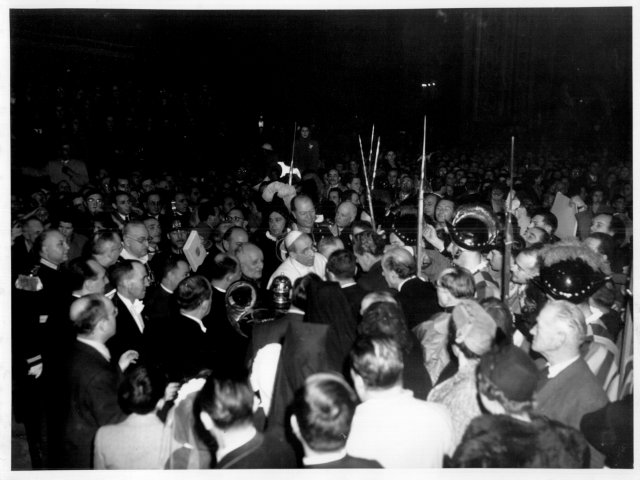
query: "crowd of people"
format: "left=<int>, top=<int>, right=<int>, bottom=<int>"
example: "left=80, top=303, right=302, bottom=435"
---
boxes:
left=10, top=81, right=634, bottom=470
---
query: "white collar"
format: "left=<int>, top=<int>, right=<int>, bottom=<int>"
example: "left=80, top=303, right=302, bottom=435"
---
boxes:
left=340, top=281, right=357, bottom=288
left=547, top=355, right=581, bottom=379
left=290, top=256, right=315, bottom=271
left=214, top=285, right=226, bottom=293
left=586, top=307, right=603, bottom=324
left=216, top=428, right=257, bottom=462
left=39, top=258, right=59, bottom=270
left=160, top=283, right=173, bottom=294
left=120, top=248, right=148, bottom=264
left=303, top=448, right=348, bottom=466
left=398, top=275, right=416, bottom=292
left=117, top=293, right=145, bottom=332
left=265, top=230, right=282, bottom=242
left=76, top=336, right=111, bottom=362
left=181, top=312, right=207, bottom=333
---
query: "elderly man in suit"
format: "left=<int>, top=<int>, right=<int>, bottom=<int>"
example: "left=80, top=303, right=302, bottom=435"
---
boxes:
left=12, top=228, right=70, bottom=468
left=530, top=299, right=609, bottom=467
left=61, top=294, right=138, bottom=468
left=381, top=247, right=441, bottom=330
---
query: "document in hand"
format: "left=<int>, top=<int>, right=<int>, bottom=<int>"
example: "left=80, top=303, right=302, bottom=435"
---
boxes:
left=183, top=230, right=206, bottom=272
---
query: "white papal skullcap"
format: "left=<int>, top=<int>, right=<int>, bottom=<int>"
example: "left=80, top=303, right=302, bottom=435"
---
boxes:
left=284, top=230, right=304, bottom=250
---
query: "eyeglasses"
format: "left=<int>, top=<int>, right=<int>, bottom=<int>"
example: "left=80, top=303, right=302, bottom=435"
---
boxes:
left=87, top=198, right=104, bottom=204
left=226, top=215, right=244, bottom=222
left=126, top=236, right=149, bottom=244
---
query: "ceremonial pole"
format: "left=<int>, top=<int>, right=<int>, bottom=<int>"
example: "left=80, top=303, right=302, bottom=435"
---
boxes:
left=359, top=133, right=377, bottom=231
left=368, top=124, right=375, bottom=180
left=372, top=137, right=381, bottom=189
left=358, top=135, right=366, bottom=171
left=501, top=136, right=515, bottom=301
left=288, top=122, right=297, bottom=185
left=417, top=116, right=427, bottom=280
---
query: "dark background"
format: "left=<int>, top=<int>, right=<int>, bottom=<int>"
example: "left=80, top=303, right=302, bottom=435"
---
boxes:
left=10, top=8, right=632, bottom=165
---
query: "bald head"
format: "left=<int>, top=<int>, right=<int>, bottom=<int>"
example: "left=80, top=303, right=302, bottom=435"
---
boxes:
left=236, top=243, right=264, bottom=280
left=335, top=201, right=357, bottom=228
left=382, top=247, right=416, bottom=278
left=70, top=294, right=115, bottom=340
left=381, top=246, right=416, bottom=289
left=37, top=229, right=70, bottom=265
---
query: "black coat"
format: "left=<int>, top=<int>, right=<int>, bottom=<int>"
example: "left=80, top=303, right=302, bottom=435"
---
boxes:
left=61, top=341, right=126, bottom=468
left=106, top=294, right=148, bottom=361
left=357, top=260, right=392, bottom=293
left=203, top=288, right=250, bottom=371
left=306, top=455, right=382, bottom=468
left=216, top=431, right=297, bottom=469
left=250, top=311, right=303, bottom=358
left=397, top=277, right=442, bottom=330
left=341, top=283, right=368, bottom=322
left=162, top=314, right=213, bottom=382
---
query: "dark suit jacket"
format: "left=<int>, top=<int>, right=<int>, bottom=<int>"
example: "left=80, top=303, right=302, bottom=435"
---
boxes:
left=11, top=237, right=39, bottom=280
left=306, top=455, right=383, bottom=468
left=216, top=431, right=297, bottom=469
left=12, top=262, right=69, bottom=377
left=204, top=289, right=250, bottom=370
left=535, top=357, right=608, bottom=468
left=341, top=283, right=367, bottom=322
left=357, top=260, right=392, bottom=293
left=251, top=311, right=303, bottom=358
left=397, top=277, right=442, bottom=330
left=44, top=294, right=78, bottom=379
left=162, top=313, right=213, bottom=382
left=61, top=340, right=126, bottom=468
left=269, top=321, right=330, bottom=428
left=143, top=284, right=174, bottom=325
left=143, top=286, right=176, bottom=369
left=106, top=294, right=147, bottom=361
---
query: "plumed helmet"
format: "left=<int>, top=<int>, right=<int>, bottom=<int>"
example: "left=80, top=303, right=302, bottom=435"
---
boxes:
left=533, top=258, right=606, bottom=304
left=271, top=275, right=292, bottom=310
left=447, top=204, right=498, bottom=251
left=390, top=214, right=418, bottom=246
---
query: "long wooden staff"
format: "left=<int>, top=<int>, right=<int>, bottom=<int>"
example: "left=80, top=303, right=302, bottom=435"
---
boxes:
left=288, top=122, right=297, bottom=185
left=372, top=137, right=381, bottom=189
left=368, top=124, right=375, bottom=180
left=501, top=136, right=515, bottom=301
left=358, top=134, right=376, bottom=231
left=417, top=116, right=427, bottom=280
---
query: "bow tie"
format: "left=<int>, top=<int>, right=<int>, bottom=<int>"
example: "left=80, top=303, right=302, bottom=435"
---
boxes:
left=133, top=299, right=145, bottom=314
